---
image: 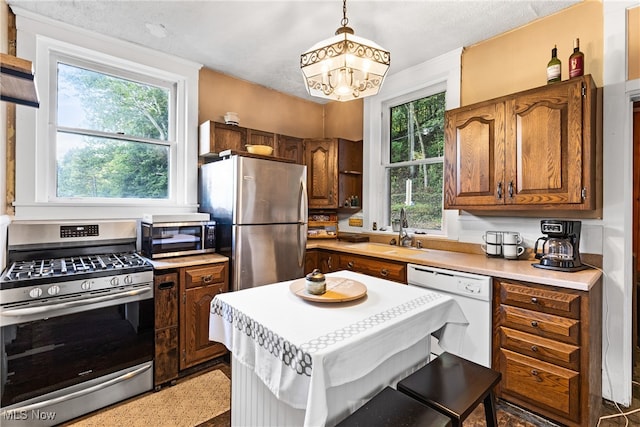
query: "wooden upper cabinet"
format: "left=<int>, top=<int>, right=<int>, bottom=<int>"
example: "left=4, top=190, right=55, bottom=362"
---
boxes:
left=199, top=120, right=247, bottom=156
left=247, top=129, right=276, bottom=149
left=305, top=138, right=339, bottom=208
left=277, top=134, right=304, bottom=164
left=444, top=75, right=598, bottom=214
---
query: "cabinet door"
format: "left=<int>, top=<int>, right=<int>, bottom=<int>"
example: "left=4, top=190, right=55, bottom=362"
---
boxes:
left=154, top=271, right=179, bottom=386
left=277, top=134, right=304, bottom=164
left=182, top=283, right=227, bottom=369
left=444, top=103, right=506, bottom=208
left=505, top=79, right=584, bottom=206
left=304, top=250, right=318, bottom=275
left=305, top=139, right=338, bottom=208
left=317, top=250, right=336, bottom=273
left=199, top=121, right=247, bottom=156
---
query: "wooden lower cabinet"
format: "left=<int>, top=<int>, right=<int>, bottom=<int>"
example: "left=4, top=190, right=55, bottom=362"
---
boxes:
left=337, top=253, right=406, bottom=283
left=153, top=260, right=229, bottom=388
left=493, top=278, right=602, bottom=427
left=180, top=263, right=229, bottom=370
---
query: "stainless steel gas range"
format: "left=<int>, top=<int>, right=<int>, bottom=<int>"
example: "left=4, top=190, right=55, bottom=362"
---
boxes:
left=0, top=220, right=154, bottom=426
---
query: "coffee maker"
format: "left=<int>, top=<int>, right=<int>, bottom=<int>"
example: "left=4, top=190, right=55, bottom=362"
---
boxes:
left=532, top=219, right=588, bottom=272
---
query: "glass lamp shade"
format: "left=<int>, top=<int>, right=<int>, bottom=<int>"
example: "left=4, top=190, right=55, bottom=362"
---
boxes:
left=300, top=29, right=390, bottom=102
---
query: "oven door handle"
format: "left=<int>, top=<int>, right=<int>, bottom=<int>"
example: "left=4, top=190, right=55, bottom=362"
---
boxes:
left=1, top=286, right=153, bottom=316
left=0, top=363, right=152, bottom=416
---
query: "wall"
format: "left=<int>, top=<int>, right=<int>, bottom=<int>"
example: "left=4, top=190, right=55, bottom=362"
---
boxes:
left=461, top=1, right=603, bottom=106
left=629, top=6, right=640, bottom=81
left=199, top=68, right=324, bottom=138
left=324, top=99, right=364, bottom=140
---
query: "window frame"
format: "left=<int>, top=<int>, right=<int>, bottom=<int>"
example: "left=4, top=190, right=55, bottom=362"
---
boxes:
left=12, top=11, right=201, bottom=220
left=49, top=53, right=177, bottom=203
left=361, top=48, right=461, bottom=238
left=382, top=86, right=447, bottom=233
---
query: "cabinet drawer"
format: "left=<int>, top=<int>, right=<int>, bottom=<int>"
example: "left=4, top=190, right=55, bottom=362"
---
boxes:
left=155, top=272, right=178, bottom=328
left=500, top=327, right=580, bottom=371
left=498, top=280, right=580, bottom=319
left=500, top=305, right=579, bottom=345
left=337, top=254, right=406, bottom=283
left=184, top=263, right=227, bottom=289
left=500, top=349, right=580, bottom=422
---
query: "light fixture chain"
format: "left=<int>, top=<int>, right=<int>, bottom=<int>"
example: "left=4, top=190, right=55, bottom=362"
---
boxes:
left=341, top=0, right=349, bottom=28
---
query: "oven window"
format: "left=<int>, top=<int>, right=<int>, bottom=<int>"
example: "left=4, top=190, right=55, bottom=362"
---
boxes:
left=1, top=299, right=153, bottom=407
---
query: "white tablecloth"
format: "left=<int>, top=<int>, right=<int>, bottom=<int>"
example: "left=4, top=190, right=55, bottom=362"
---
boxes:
left=209, top=270, right=468, bottom=426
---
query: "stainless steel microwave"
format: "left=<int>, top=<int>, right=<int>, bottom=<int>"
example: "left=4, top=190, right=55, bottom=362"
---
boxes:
left=140, top=220, right=216, bottom=259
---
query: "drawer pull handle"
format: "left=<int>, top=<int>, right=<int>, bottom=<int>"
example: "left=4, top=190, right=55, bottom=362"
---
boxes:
left=531, top=321, right=538, bottom=328
left=531, top=297, right=538, bottom=304
left=380, top=269, right=389, bottom=277
left=328, top=256, right=333, bottom=270
left=531, top=345, right=538, bottom=352
left=531, top=370, right=543, bottom=382
left=347, top=261, right=355, bottom=269
left=202, top=274, right=213, bottom=284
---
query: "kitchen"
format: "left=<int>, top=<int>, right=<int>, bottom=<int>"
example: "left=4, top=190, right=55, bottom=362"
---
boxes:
left=0, top=0, right=639, bottom=426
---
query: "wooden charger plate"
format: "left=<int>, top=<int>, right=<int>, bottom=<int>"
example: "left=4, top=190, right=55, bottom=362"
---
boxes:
left=289, top=277, right=367, bottom=303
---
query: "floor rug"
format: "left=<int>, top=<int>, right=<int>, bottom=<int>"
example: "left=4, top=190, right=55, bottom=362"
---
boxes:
left=68, top=369, right=230, bottom=427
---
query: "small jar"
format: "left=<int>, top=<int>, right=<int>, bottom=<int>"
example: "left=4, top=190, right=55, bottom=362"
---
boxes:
left=305, top=269, right=326, bottom=295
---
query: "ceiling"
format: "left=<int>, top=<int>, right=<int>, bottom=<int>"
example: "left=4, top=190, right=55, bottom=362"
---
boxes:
left=7, top=0, right=579, bottom=103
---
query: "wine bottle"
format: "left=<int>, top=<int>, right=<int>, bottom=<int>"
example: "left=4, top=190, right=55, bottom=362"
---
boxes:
left=547, top=45, right=561, bottom=84
left=569, top=38, right=584, bottom=78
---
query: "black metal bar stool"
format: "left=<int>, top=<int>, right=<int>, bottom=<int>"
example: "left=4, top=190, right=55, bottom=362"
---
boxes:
left=336, top=386, right=452, bottom=427
left=397, top=352, right=502, bottom=427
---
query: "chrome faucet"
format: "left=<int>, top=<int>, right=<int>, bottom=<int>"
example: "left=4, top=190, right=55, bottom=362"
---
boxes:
left=398, top=207, right=411, bottom=247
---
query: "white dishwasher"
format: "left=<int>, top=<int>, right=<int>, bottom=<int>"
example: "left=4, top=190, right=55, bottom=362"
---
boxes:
left=407, top=263, right=492, bottom=367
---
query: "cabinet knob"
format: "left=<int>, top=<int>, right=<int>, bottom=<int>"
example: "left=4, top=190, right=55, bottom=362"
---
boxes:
left=531, top=297, right=538, bottom=304
left=347, top=261, right=354, bottom=269
left=531, top=345, right=538, bottom=352
left=380, top=269, right=389, bottom=277
left=531, top=369, right=542, bottom=382
left=202, top=274, right=213, bottom=284
left=531, top=321, right=539, bottom=328
left=328, top=256, right=333, bottom=270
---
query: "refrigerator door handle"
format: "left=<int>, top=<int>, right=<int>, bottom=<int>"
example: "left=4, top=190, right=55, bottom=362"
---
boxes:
left=298, top=179, right=308, bottom=224
left=298, top=178, right=307, bottom=268
left=297, top=222, right=306, bottom=268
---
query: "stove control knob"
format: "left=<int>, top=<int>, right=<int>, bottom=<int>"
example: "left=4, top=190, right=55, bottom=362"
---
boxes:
left=124, top=275, right=133, bottom=285
left=110, top=277, right=120, bottom=286
left=81, top=280, right=92, bottom=291
left=29, top=287, right=43, bottom=298
left=47, top=285, right=61, bottom=296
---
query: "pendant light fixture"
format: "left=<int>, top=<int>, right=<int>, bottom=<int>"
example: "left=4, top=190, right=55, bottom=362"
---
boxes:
left=300, top=0, right=390, bottom=102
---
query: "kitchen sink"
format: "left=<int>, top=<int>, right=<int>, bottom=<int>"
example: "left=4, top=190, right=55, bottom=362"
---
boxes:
left=345, top=243, right=422, bottom=256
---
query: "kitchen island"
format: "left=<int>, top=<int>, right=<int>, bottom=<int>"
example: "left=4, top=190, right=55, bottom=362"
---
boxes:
left=209, top=270, right=468, bottom=426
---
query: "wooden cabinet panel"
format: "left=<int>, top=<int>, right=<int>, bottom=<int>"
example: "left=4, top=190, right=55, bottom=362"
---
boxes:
left=318, top=250, right=337, bottom=273
left=499, top=280, right=580, bottom=319
left=305, top=138, right=338, bottom=208
left=337, top=253, right=406, bottom=283
left=304, top=250, right=318, bottom=275
left=199, top=120, right=247, bottom=156
left=500, top=327, right=580, bottom=371
left=493, top=278, right=602, bottom=427
left=499, top=305, right=580, bottom=345
left=184, top=263, right=226, bottom=289
left=500, top=349, right=580, bottom=422
left=277, top=134, right=304, bottom=164
left=444, top=102, right=505, bottom=207
left=247, top=129, right=275, bottom=148
left=153, top=271, right=179, bottom=387
left=445, top=75, right=598, bottom=214
left=181, top=282, right=227, bottom=369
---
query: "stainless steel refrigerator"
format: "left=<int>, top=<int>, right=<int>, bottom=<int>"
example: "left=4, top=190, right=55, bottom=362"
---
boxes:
left=199, top=155, right=307, bottom=291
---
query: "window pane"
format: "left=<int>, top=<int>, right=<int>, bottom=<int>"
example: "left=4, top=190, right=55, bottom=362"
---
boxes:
left=56, top=133, right=169, bottom=199
left=390, top=92, right=445, bottom=163
left=389, top=164, right=443, bottom=231
left=57, top=63, right=170, bottom=141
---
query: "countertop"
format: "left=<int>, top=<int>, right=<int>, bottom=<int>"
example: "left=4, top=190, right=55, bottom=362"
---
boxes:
left=144, top=253, right=229, bottom=270
left=307, top=240, right=601, bottom=291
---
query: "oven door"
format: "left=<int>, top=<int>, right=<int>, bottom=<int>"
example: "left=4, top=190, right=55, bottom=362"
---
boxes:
left=0, top=285, right=154, bottom=425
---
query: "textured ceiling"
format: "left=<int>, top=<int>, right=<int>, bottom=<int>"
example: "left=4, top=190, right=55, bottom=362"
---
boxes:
left=7, top=0, right=579, bottom=103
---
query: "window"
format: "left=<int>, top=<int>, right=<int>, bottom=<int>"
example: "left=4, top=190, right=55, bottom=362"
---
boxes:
left=13, top=12, right=200, bottom=219
left=388, top=92, right=445, bottom=231
left=55, top=60, right=173, bottom=200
